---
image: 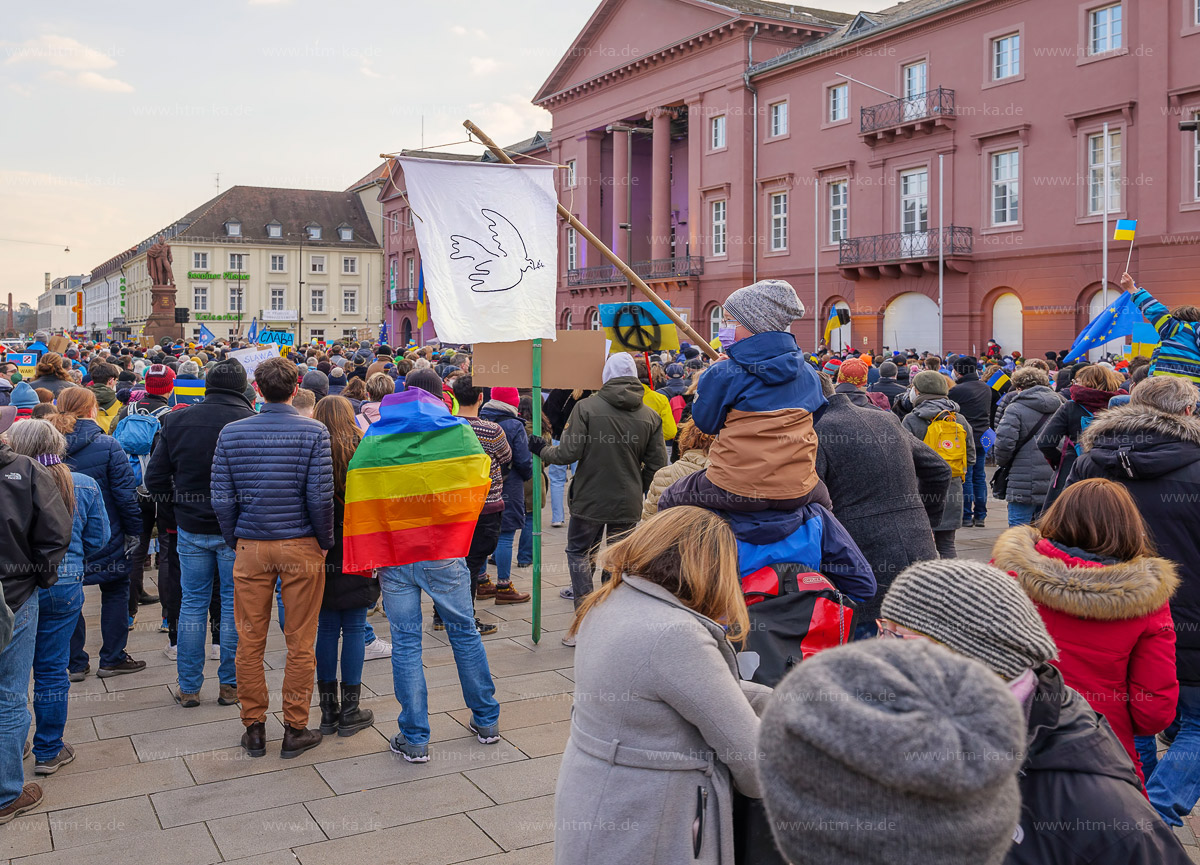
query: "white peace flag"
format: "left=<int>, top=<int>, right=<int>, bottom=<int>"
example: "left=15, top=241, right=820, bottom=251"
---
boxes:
left=399, top=156, right=558, bottom=343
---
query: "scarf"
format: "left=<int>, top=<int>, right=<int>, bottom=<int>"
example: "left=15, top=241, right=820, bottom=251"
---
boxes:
left=1068, top=384, right=1114, bottom=413
left=37, top=453, right=63, bottom=466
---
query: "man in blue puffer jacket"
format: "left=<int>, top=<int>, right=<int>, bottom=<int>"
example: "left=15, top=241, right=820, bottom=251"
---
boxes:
left=212, top=356, right=333, bottom=761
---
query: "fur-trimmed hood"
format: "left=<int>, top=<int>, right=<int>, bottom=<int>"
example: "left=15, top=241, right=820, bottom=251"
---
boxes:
left=1078, top=403, right=1200, bottom=479
left=993, top=525, right=1179, bottom=620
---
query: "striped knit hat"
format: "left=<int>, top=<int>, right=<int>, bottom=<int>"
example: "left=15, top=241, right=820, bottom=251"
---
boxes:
left=822, top=358, right=842, bottom=376
left=881, top=560, right=1057, bottom=680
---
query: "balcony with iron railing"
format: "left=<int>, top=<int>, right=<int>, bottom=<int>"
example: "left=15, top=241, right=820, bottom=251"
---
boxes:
left=860, top=87, right=955, bottom=141
left=567, top=255, right=704, bottom=287
left=388, top=287, right=418, bottom=305
left=838, top=226, right=973, bottom=280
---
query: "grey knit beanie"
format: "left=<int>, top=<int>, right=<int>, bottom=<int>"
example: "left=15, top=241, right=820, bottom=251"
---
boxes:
left=758, top=640, right=1024, bottom=865
left=881, top=560, right=1057, bottom=680
left=722, top=279, right=805, bottom=334
left=912, top=369, right=949, bottom=396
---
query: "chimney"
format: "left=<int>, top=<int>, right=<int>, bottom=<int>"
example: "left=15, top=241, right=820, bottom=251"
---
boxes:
left=45, top=272, right=51, bottom=293
left=5, top=293, right=12, bottom=335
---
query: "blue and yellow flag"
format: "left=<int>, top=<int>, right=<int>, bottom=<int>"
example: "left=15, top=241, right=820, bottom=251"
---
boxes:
left=823, top=307, right=839, bottom=345
left=1063, top=292, right=1140, bottom=363
left=416, top=266, right=428, bottom=330
left=598, top=301, right=679, bottom=352
left=1113, top=219, right=1137, bottom=241
left=987, top=369, right=1011, bottom=391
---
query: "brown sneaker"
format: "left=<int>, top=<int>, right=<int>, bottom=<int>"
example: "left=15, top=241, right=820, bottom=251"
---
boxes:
left=218, top=684, right=239, bottom=706
left=280, top=725, right=322, bottom=759
left=494, top=584, right=531, bottom=605
left=173, top=688, right=200, bottom=708
left=0, top=783, right=42, bottom=824
left=475, top=578, right=497, bottom=599
left=34, top=743, right=74, bottom=776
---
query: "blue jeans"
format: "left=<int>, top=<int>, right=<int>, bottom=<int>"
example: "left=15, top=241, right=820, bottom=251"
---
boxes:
left=495, top=531, right=515, bottom=585
left=547, top=440, right=575, bottom=524
left=316, top=607, right=368, bottom=684
left=378, top=559, right=499, bottom=745
left=1146, top=685, right=1200, bottom=825
left=281, top=583, right=377, bottom=645
left=962, top=458, right=988, bottom=521
left=70, top=553, right=131, bottom=671
left=0, top=600, right=39, bottom=807
left=517, top=513, right=533, bottom=565
left=33, top=579, right=84, bottom=762
left=1007, top=501, right=1036, bottom=527
left=177, top=530, right=238, bottom=693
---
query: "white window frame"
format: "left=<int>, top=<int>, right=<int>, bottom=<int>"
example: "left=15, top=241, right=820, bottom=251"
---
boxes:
left=992, top=33, right=1020, bottom=80
left=342, top=287, right=358, bottom=314
left=310, top=287, right=326, bottom=314
left=769, top=191, right=789, bottom=252
left=225, top=221, right=241, bottom=237
left=900, top=168, right=930, bottom=234
left=228, top=285, right=243, bottom=313
left=828, top=180, right=849, bottom=244
left=389, top=212, right=399, bottom=234
left=566, top=227, right=578, bottom=270
left=709, top=305, right=723, bottom=341
left=711, top=199, right=727, bottom=257
left=828, top=84, right=849, bottom=123
left=1191, top=110, right=1200, bottom=202
left=192, top=285, right=208, bottom=312
left=902, top=61, right=929, bottom=121
left=266, top=223, right=282, bottom=238
left=1090, top=3, right=1122, bottom=55
left=406, top=256, right=415, bottom=290
left=1088, top=129, right=1121, bottom=215
left=310, top=255, right=326, bottom=274
left=710, top=115, right=727, bottom=151
left=566, top=159, right=577, bottom=188
left=228, top=253, right=245, bottom=271
left=269, top=286, right=286, bottom=312
left=270, top=254, right=286, bottom=273
left=991, top=149, right=1020, bottom=226
left=342, top=256, right=357, bottom=275
left=307, top=225, right=322, bottom=240
left=309, top=328, right=325, bottom=341
left=769, top=101, right=789, bottom=137
left=192, top=252, right=209, bottom=270
left=589, top=309, right=600, bottom=330
left=338, top=226, right=353, bottom=242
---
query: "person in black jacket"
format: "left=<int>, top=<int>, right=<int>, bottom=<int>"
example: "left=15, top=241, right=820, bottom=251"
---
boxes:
left=145, top=358, right=255, bottom=709
left=866, top=360, right=907, bottom=408
left=1036, top=364, right=1122, bottom=509
left=542, top=388, right=589, bottom=529
left=947, top=356, right=992, bottom=527
left=1068, top=376, right=1200, bottom=829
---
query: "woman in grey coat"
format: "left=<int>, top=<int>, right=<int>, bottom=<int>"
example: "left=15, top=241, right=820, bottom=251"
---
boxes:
left=554, top=507, right=770, bottom=865
left=992, top=367, right=1064, bottom=527
left=902, top=371, right=975, bottom=559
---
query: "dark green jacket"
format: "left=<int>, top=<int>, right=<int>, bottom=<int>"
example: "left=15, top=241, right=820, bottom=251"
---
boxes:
left=539, top=377, right=667, bottom=523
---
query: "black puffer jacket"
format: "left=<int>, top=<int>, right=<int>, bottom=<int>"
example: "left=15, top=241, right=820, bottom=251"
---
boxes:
left=947, top=374, right=991, bottom=445
left=64, top=418, right=141, bottom=567
left=1007, top=664, right=1189, bottom=864
left=1069, top=405, right=1200, bottom=685
left=322, top=496, right=380, bottom=611
left=0, top=444, right=70, bottom=612
left=866, top=376, right=906, bottom=407
left=992, top=386, right=1062, bottom=505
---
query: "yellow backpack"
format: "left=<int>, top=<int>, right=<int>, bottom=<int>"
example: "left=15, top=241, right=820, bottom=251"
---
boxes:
left=923, top=410, right=967, bottom=480
left=96, top=399, right=121, bottom=434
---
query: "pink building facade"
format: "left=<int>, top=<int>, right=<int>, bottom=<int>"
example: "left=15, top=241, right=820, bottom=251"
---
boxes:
left=537, top=0, right=1200, bottom=358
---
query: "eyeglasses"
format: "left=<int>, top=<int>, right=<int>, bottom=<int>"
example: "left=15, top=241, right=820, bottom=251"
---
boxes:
left=876, top=619, right=923, bottom=640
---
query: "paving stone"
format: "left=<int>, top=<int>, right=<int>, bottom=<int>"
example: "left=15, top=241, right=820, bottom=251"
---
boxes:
left=465, top=754, right=562, bottom=804
left=222, top=852, right=303, bottom=865
left=12, top=822, right=219, bottom=865
left=207, top=802, right=328, bottom=859
left=132, top=714, right=286, bottom=761
left=65, top=683, right=171, bottom=719
left=423, top=639, right=531, bottom=669
left=499, top=720, right=570, bottom=758
left=185, top=728, right=388, bottom=785
left=469, top=843, right=556, bottom=865
left=0, top=813, right=52, bottom=859
left=313, top=736, right=527, bottom=794
left=39, top=757, right=194, bottom=811
left=92, top=699, right=242, bottom=739
left=292, top=813, right=499, bottom=865
left=491, top=671, right=574, bottom=703
left=51, top=736, right=137, bottom=778
left=152, top=765, right=333, bottom=828
left=468, top=793, right=556, bottom=851
left=486, top=646, right=578, bottom=678
left=47, top=796, right=161, bottom=850
left=369, top=709, right=469, bottom=746
left=450, top=693, right=573, bottom=732
left=303, top=773, right=492, bottom=839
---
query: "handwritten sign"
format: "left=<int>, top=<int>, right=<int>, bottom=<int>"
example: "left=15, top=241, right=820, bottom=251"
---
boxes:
left=257, top=330, right=295, bottom=347
left=228, top=344, right=280, bottom=381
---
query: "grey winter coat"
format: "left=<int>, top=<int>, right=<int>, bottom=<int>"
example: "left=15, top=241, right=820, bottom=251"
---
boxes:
left=993, top=386, right=1062, bottom=505
left=554, top=575, right=771, bottom=865
left=902, top=397, right=976, bottom=533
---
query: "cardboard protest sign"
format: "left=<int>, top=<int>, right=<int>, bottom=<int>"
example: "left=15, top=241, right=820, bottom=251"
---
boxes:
left=47, top=335, right=70, bottom=354
left=228, top=344, right=280, bottom=381
left=473, top=330, right=605, bottom=389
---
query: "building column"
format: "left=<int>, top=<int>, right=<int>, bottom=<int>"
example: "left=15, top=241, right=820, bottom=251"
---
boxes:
left=649, top=107, right=673, bottom=261
left=612, top=127, right=630, bottom=262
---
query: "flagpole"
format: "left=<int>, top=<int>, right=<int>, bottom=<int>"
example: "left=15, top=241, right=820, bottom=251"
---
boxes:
left=938, top=154, right=945, bottom=357
left=1102, top=121, right=1109, bottom=313
left=1124, top=238, right=1134, bottom=275
left=813, top=176, right=820, bottom=352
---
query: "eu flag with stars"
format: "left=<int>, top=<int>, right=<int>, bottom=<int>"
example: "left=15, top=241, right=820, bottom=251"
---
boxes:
left=1063, top=292, right=1140, bottom=363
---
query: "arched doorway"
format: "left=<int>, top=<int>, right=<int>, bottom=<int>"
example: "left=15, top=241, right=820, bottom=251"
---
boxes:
left=826, top=300, right=851, bottom=352
left=401, top=318, right=413, bottom=346
left=991, top=293, right=1023, bottom=356
left=883, top=292, right=940, bottom=353
left=1088, top=289, right=1124, bottom=360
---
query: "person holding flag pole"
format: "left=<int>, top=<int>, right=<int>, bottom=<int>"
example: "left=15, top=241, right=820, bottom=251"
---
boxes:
left=1119, top=264, right=1200, bottom=386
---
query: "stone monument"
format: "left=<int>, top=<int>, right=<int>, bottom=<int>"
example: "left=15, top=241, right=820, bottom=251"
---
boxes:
left=142, top=234, right=180, bottom=342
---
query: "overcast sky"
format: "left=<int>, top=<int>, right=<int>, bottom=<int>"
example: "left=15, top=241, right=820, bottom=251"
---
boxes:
left=0, top=0, right=885, bottom=307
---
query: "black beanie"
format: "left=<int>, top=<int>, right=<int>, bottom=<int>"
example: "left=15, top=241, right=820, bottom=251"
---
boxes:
left=207, top=358, right=249, bottom=393
left=405, top=368, right=444, bottom=397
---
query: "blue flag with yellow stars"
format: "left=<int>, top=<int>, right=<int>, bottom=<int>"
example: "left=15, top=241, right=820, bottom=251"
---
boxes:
left=1063, top=292, right=1140, bottom=363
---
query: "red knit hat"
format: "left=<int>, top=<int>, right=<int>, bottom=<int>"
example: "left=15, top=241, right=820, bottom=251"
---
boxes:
left=144, top=364, right=175, bottom=396
left=491, top=386, right=519, bottom=408
left=838, top=359, right=869, bottom=387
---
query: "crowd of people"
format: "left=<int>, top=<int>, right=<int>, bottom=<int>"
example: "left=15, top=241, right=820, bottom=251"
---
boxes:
left=0, top=268, right=1198, bottom=862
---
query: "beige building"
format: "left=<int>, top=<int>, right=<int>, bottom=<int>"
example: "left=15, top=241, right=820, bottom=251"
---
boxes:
left=123, top=186, right=383, bottom=343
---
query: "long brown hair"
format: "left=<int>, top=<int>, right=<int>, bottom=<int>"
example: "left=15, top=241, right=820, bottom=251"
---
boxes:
left=53, top=387, right=98, bottom=434
left=7, top=419, right=75, bottom=515
left=313, top=395, right=361, bottom=500
left=1037, top=477, right=1156, bottom=561
left=1074, top=365, right=1123, bottom=392
left=568, top=506, right=749, bottom=642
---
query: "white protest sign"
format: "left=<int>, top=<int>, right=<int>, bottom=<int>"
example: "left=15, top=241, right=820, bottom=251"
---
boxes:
left=228, top=344, right=280, bottom=381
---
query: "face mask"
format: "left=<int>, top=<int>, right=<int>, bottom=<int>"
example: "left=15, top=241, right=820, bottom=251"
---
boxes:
left=717, top=326, right=736, bottom=348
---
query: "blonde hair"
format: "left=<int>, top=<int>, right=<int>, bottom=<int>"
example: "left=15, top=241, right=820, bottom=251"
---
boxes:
left=1075, top=365, right=1123, bottom=392
left=568, top=506, right=749, bottom=642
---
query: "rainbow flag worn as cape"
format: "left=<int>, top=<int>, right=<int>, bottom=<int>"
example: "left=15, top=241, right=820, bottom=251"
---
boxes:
left=343, top=387, right=491, bottom=571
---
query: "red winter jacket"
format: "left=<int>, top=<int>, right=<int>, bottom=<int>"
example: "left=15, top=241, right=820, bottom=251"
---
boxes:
left=993, top=525, right=1180, bottom=786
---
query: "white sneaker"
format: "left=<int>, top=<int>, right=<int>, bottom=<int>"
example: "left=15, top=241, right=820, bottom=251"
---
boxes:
left=363, top=638, right=393, bottom=660
left=164, top=644, right=177, bottom=661
left=209, top=644, right=221, bottom=661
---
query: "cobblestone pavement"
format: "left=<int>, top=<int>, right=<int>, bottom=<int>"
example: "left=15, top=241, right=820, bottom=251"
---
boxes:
left=3, top=498, right=1196, bottom=863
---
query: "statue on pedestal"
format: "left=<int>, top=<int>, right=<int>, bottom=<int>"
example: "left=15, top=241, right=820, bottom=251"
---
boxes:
left=147, top=235, right=174, bottom=286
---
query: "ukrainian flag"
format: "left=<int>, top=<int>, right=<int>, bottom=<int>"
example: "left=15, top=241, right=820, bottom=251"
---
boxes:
left=823, top=307, right=839, bottom=345
left=416, top=266, right=428, bottom=330
left=1113, top=219, right=1137, bottom=241
left=598, top=301, right=679, bottom=352
left=987, top=370, right=1011, bottom=391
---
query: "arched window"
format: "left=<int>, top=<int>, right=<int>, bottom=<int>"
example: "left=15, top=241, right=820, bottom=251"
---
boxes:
left=589, top=308, right=600, bottom=330
left=562, top=308, right=573, bottom=330
left=401, top=318, right=413, bottom=346
left=709, top=305, right=724, bottom=341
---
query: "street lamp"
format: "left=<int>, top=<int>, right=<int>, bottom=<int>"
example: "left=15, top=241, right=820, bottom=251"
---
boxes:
left=288, top=230, right=307, bottom=343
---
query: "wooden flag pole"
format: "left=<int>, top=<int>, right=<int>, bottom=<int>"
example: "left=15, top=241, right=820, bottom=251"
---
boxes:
left=460, top=119, right=720, bottom=360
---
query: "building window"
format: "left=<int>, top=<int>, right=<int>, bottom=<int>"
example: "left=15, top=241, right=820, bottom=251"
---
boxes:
left=270, top=287, right=285, bottom=311
left=1088, top=129, right=1121, bottom=214
left=225, top=220, right=241, bottom=237
left=342, top=288, right=357, bottom=314
left=563, top=309, right=573, bottom=330
left=589, top=309, right=600, bottom=330
left=900, top=168, right=930, bottom=234
left=769, top=101, right=788, bottom=137
left=228, top=286, right=243, bottom=313
left=338, top=226, right=353, bottom=241
left=54, top=294, right=67, bottom=306
left=1192, top=112, right=1200, bottom=200
left=193, top=286, right=208, bottom=311
left=709, top=305, right=723, bottom=341
left=307, top=225, right=322, bottom=240
left=828, top=84, right=849, bottom=122
left=342, top=256, right=357, bottom=274
left=1090, top=3, right=1122, bottom=54
left=406, top=256, right=415, bottom=289
left=405, top=209, right=413, bottom=228
left=310, top=255, right=326, bottom=274
left=389, top=212, right=399, bottom=234
left=992, top=33, right=1020, bottom=79
left=566, top=227, right=578, bottom=270
left=710, top=115, right=726, bottom=150
left=266, top=221, right=282, bottom=238
left=828, top=181, right=849, bottom=243
left=193, top=252, right=209, bottom=270
left=270, top=254, right=286, bottom=272
left=991, top=149, right=1020, bottom=225
left=902, top=61, right=928, bottom=121
left=566, top=159, right=577, bottom=187
left=711, top=200, right=727, bottom=256
left=310, top=328, right=324, bottom=341
left=769, top=192, right=788, bottom=252
left=310, top=288, right=325, bottom=314
left=229, top=253, right=246, bottom=271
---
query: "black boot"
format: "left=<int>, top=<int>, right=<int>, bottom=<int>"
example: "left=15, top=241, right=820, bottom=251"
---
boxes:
left=241, top=722, right=266, bottom=758
left=317, top=680, right=340, bottom=736
left=338, top=682, right=374, bottom=737
left=280, top=725, right=322, bottom=759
